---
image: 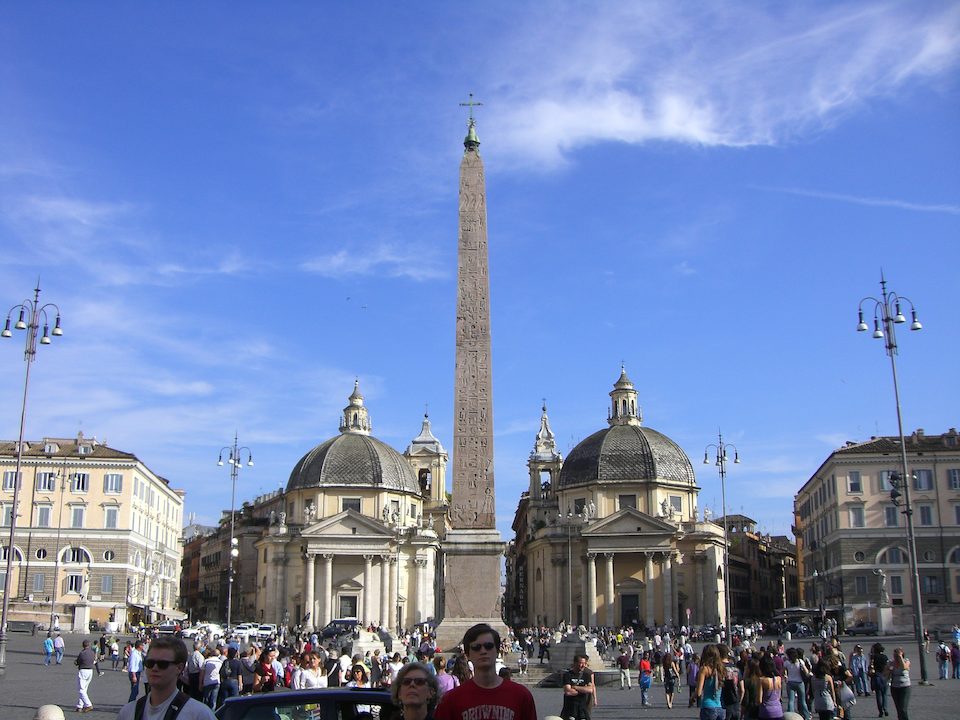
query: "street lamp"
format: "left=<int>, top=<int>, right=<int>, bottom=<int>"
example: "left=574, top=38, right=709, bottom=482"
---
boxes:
left=48, top=455, right=69, bottom=631
left=856, top=274, right=929, bottom=684
left=0, top=283, right=63, bottom=673
left=218, top=434, right=253, bottom=631
left=704, top=431, right=739, bottom=634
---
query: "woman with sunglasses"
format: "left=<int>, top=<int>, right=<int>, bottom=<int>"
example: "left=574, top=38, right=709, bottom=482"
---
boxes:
left=390, top=662, right=440, bottom=720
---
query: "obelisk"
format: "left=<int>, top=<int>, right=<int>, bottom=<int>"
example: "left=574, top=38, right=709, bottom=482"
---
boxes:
left=436, top=100, right=508, bottom=650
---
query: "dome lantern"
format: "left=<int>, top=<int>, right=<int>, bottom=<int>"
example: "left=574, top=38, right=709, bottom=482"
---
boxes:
left=608, top=365, right=642, bottom=426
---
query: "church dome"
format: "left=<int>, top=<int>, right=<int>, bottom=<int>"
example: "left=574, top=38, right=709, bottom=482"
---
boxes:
left=557, top=424, right=696, bottom=488
left=286, top=382, right=420, bottom=494
left=556, top=369, right=695, bottom=488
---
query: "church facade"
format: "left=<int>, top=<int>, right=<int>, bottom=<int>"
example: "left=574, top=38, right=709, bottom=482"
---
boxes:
left=252, top=382, right=449, bottom=630
left=506, top=368, right=728, bottom=630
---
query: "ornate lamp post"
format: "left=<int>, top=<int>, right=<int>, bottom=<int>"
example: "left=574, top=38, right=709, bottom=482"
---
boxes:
left=0, top=284, right=63, bottom=672
left=856, top=274, right=928, bottom=683
left=48, top=455, right=69, bottom=631
left=218, top=435, right=253, bottom=631
left=704, top=431, right=739, bottom=634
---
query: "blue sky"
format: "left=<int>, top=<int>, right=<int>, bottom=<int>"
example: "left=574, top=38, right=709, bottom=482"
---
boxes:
left=1, top=2, right=958, bottom=539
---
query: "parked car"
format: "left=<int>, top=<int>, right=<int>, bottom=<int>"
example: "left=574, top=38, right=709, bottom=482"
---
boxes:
left=182, top=623, right=224, bottom=641
left=784, top=622, right=813, bottom=637
left=156, top=620, right=180, bottom=635
left=319, top=618, right=359, bottom=639
left=256, top=623, right=278, bottom=640
left=231, top=622, right=258, bottom=642
left=846, top=621, right=879, bottom=636
left=216, top=687, right=395, bottom=720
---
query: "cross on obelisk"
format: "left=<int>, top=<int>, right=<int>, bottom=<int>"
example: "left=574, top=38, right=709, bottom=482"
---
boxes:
left=436, top=95, right=508, bottom=649
left=459, top=93, right=483, bottom=120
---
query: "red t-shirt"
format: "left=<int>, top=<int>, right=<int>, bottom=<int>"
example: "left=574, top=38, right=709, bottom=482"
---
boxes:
left=434, top=678, right=537, bottom=720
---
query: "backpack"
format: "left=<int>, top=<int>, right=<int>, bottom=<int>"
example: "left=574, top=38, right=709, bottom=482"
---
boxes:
left=134, top=691, right=190, bottom=720
left=220, top=658, right=234, bottom=680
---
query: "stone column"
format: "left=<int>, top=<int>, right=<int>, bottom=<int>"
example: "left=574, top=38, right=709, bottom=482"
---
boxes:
left=304, top=553, right=316, bottom=631
left=391, top=554, right=401, bottom=630
left=645, top=552, right=655, bottom=627
left=322, top=553, right=334, bottom=626
left=694, top=555, right=705, bottom=625
left=662, top=552, right=673, bottom=625
left=379, top=554, right=391, bottom=627
left=362, top=554, right=374, bottom=624
left=414, top=557, right=427, bottom=624
left=387, top=557, right=399, bottom=632
left=604, top=553, right=615, bottom=627
left=671, top=552, right=681, bottom=627
left=586, top=553, right=597, bottom=627
left=580, top=556, right=589, bottom=627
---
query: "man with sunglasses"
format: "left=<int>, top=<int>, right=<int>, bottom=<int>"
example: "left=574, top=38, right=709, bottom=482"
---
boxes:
left=116, top=637, right=216, bottom=720
left=435, top=623, right=537, bottom=720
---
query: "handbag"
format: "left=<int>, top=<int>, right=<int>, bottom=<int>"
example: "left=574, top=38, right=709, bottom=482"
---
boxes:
left=639, top=672, right=652, bottom=689
left=838, top=682, right=856, bottom=708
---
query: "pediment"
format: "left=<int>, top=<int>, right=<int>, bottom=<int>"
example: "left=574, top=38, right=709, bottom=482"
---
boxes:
left=582, top=507, right=678, bottom=537
left=302, top=509, right=394, bottom=539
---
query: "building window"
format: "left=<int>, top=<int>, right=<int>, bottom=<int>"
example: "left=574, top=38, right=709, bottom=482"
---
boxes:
left=918, top=505, right=933, bottom=526
left=35, top=473, right=56, bottom=492
left=923, top=550, right=935, bottom=562
left=849, top=507, right=865, bottom=528
left=77, top=445, right=92, bottom=455
left=880, top=547, right=904, bottom=564
left=0, top=504, right=12, bottom=527
left=914, top=470, right=934, bottom=492
left=669, top=496, right=682, bottom=514
left=67, top=574, right=83, bottom=593
left=2, top=471, right=20, bottom=491
left=36, top=548, right=47, bottom=559
left=854, top=551, right=866, bottom=562
left=340, top=497, right=361, bottom=513
left=847, top=471, right=862, bottom=493
left=855, top=576, right=867, bottom=595
left=573, top=498, right=586, bottom=515
left=33, top=574, right=45, bottom=592
left=884, top=506, right=899, bottom=527
left=101, top=575, right=113, bottom=594
left=70, top=506, right=85, bottom=528
left=104, top=507, right=118, bottom=529
left=949, top=469, right=960, bottom=490
left=37, top=506, right=51, bottom=527
left=879, top=471, right=895, bottom=491
left=44, top=443, right=59, bottom=454
left=890, top=575, right=903, bottom=595
left=71, top=473, right=89, bottom=493
left=921, top=575, right=942, bottom=594
left=103, top=474, right=122, bottom=494
left=618, top=494, right=636, bottom=510
left=0, top=546, right=22, bottom=561
left=68, top=547, right=88, bottom=563
left=104, top=550, right=115, bottom=561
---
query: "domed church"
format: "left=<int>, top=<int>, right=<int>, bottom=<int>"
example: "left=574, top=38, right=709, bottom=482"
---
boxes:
left=506, top=368, right=727, bottom=629
left=255, top=381, right=447, bottom=630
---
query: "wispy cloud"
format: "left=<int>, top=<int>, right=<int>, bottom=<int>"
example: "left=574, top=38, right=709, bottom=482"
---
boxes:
left=301, top=244, right=447, bottom=281
left=758, top=186, right=960, bottom=215
left=486, top=2, right=960, bottom=166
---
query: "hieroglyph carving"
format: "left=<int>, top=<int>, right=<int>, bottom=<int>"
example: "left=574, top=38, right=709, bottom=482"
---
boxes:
left=451, top=146, right=495, bottom=530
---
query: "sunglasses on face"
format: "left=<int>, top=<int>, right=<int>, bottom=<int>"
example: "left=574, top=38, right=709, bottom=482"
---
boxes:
left=401, top=677, right=429, bottom=687
left=144, top=659, right=177, bottom=669
left=469, top=642, right=496, bottom=652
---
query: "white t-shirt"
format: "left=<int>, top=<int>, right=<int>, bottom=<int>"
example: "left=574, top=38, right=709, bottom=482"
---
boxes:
left=295, top=666, right=328, bottom=689
left=201, top=656, right=223, bottom=686
left=117, top=693, right=216, bottom=720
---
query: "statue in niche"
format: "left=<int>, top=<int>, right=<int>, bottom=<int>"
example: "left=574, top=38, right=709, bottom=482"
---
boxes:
left=661, top=499, right=669, bottom=517
left=585, top=500, right=596, bottom=520
left=382, top=506, right=390, bottom=523
left=269, top=510, right=277, bottom=525
left=278, top=511, right=286, bottom=526
left=304, top=504, right=315, bottom=523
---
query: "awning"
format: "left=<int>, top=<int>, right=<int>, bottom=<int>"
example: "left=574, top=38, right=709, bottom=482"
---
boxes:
left=158, top=609, right=188, bottom=620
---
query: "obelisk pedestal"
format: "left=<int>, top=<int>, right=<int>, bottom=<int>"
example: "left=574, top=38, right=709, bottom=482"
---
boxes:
left=435, top=110, right=508, bottom=652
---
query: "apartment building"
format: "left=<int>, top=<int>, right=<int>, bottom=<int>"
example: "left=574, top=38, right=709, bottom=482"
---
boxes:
left=0, top=432, right=185, bottom=630
left=794, top=427, right=960, bottom=631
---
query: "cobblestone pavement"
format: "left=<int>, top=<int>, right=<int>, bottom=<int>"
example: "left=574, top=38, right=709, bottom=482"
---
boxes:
left=2, top=632, right=959, bottom=720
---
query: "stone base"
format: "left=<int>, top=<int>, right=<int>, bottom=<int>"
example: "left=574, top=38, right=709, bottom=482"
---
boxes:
left=344, top=630, right=386, bottom=659
left=72, top=602, right=91, bottom=634
left=877, top=605, right=894, bottom=635
left=549, top=632, right=605, bottom=672
left=435, top=528, right=508, bottom=652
